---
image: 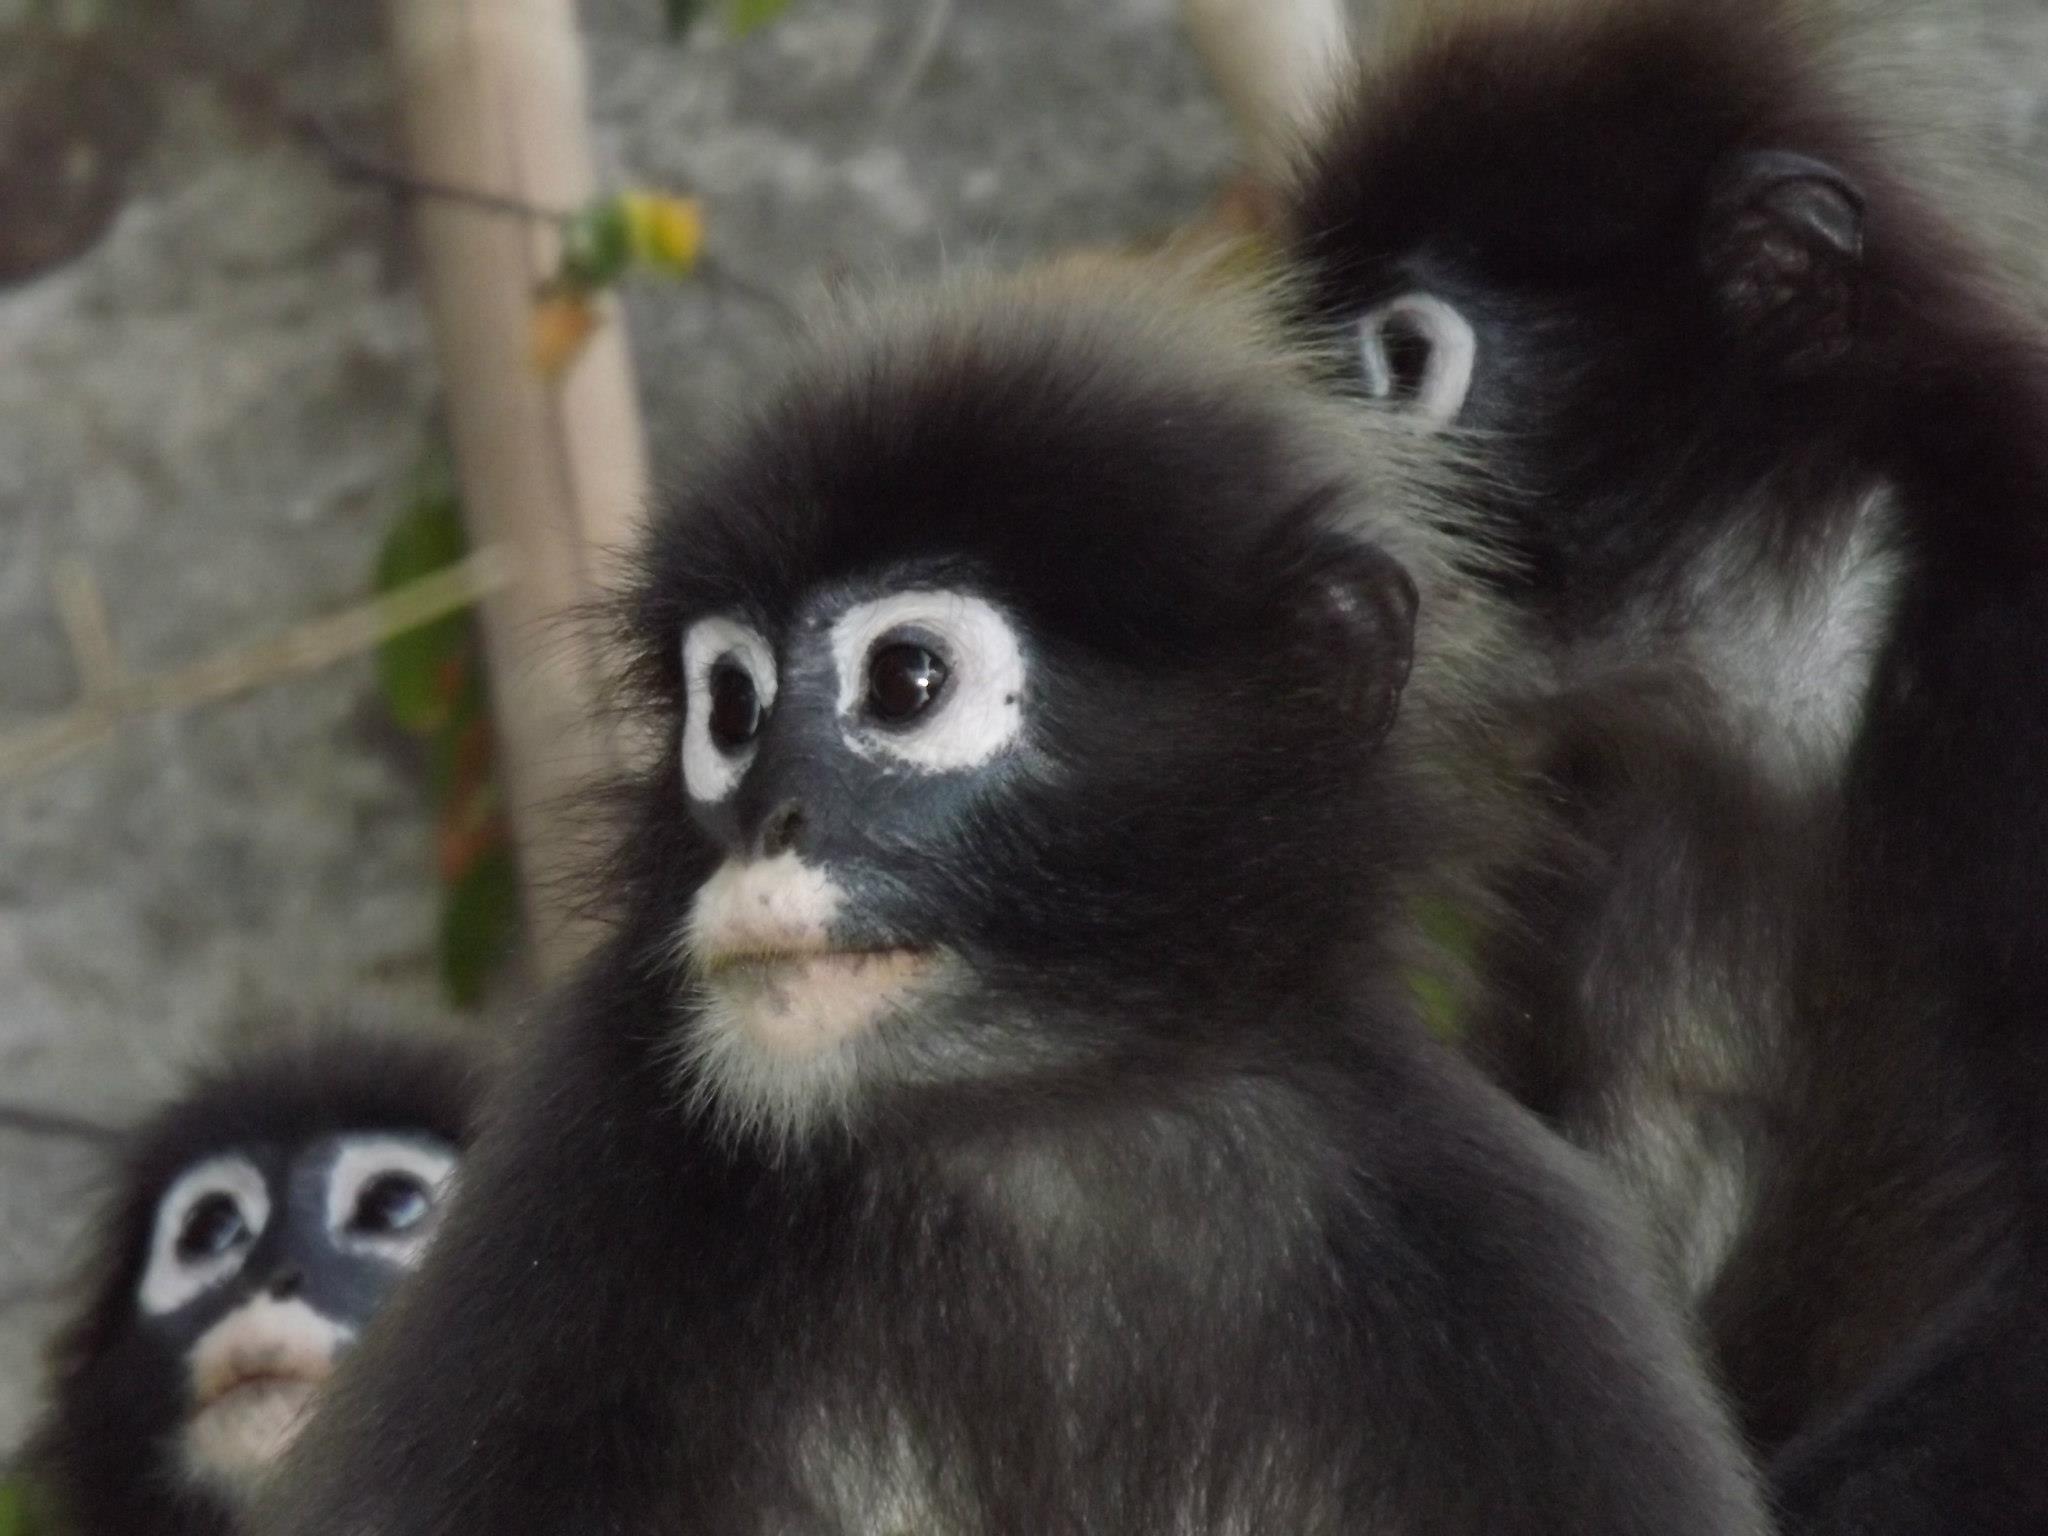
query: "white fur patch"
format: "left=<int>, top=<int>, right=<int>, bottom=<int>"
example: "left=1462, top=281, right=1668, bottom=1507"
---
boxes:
left=681, top=615, right=778, bottom=803
left=830, top=591, right=1026, bottom=772
left=702, top=949, right=937, bottom=1059
left=324, top=1136, right=457, bottom=1266
left=1664, top=491, right=1901, bottom=788
left=686, top=851, right=847, bottom=962
left=795, top=1409, right=949, bottom=1534
left=139, top=1156, right=270, bottom=1317
left=676, top=854, right=944, bottom=1148
left=1611, top=1029, right=1760, bottom=1303
left=1357, top=293, right=1477, bottom=427
left=183, top=1295, right=352, bottom=1495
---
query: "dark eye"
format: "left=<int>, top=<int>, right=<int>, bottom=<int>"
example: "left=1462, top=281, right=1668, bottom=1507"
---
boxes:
left=708, top=660, right=762, bottom=750
left=350, top=1172, right=433, bottom=1236
left=1376, top=311, right=1433, bottom=401
left=176, top=1193, right=249, bottom=1263
left=867, top=644, right=948, bottom=724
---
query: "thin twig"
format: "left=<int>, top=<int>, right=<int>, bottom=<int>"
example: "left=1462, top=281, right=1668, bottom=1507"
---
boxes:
left=0, top=1278, right=66, bottom=1317
left=879, top=0, right=955, bottom=118
left=0, top=548, right=512, bottom=786
left=696, top=253, right=803, bottom=332
left=125, top=31, right=574, bottom=225
left=0, top=1103, right=121, bottom=1147
left=282, top=109, right=574, bottom=224
left=52, top=559, right=122, bottom=699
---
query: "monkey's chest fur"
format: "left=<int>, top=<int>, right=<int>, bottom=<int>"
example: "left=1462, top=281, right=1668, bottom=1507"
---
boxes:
left=1485, top=493, right=1902, bottom=1301
left=683, top=1132, right=1366, bottom=1535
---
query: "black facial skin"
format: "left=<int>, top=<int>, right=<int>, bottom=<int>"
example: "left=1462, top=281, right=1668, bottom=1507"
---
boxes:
left=1289, top=1, right=2048, bottom=1529
left=686, top=574, right=1034, bottom=960
left=253, top=277, right=1763, bottom=1536
left=136, top=1133, right=449, bottom=1368
left=29, top=1029, right=480, bottom=1536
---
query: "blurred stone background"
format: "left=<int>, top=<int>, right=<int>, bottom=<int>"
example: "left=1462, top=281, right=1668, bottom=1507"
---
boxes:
left=0, top=0, right=2043, bottom=1456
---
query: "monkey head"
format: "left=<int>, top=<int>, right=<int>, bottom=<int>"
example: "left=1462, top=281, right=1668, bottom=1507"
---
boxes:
left=1286, top=0, right=1884, bottom=617
left=617, top=271, right=1428, bottom=1152
left=31, top=1029, right=480, bottom=1536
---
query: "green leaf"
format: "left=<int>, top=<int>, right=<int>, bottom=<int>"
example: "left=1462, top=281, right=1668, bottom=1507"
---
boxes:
left=1408, top=896, right=1483, bottom=1042
left=661, top=0, right=706, bottom=36
left=423, top=660, right=490, bottom=804
left=727, top=0, right=793, bottom=37
left=0, top=1474, right=56, bottom=1536
left=403, top=437, right=460, bottom=512
left=440, top=842, right=522, bottom=1008
left=558, top=201, right=633, bottom=290
left=373, top=493, right=473, bottom=734
left=1408, top=966, right=1463, bottom=1043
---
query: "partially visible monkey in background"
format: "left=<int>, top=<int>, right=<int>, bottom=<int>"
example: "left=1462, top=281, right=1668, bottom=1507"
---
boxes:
left=1268, top=0, right=2048, bottom=1527
left=251, top=265, right=1765, bottom=1536
left=27, top=1026, right=481, bottom=1536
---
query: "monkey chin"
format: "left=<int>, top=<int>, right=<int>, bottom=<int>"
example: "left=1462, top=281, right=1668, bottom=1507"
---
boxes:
left=182, top=1295, right=350, bottom=1500
left=680, top=945, right=949, bottom=1148
left=701, top=948, right=938, bottom=1060
left=185, top=1378, right=321, bottom=1491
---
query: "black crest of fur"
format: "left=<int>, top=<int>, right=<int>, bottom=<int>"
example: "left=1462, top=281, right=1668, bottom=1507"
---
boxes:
left=28, top=1025, right=483, bottom=1536
left=252, top=270, right=1762, bottom=1536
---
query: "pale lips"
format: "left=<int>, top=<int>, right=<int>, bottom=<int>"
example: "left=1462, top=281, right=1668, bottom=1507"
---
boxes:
left=192, top=1352, right=331, bottom=1414
left=185, top=1361, right=329, bottom=1479
left=697, top=933, right=937, bottom=1059
left=184, top=1298, right=349, bottom=1480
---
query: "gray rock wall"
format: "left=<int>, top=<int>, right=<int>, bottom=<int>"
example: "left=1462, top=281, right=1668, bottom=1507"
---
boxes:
left=1, top=0, right=2044, bottom=1459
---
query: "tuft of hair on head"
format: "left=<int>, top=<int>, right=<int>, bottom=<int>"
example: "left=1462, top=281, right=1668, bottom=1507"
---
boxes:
left=602, top=249, right=1552, bottom=1119
left=1303, top=0, right=2047, bottom=315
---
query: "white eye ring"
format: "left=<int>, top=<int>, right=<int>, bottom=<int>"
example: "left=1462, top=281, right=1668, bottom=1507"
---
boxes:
left=681, top=616, right=778, bottom=803
left=830, top=591, right=1026, bottom=772
left=325, top=1136, right=458, bottom=1267
left=139, top=1157, right=270, bottom=1317
left=1357, top=292, right=1476, bottom=427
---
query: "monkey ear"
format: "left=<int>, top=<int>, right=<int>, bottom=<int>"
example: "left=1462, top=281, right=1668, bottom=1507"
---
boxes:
left=1305, top=538, right=1419, bottom=747
left=1702, top=149, right=1865, bottom=366
left=1355, top=293, right=1477, bottom=428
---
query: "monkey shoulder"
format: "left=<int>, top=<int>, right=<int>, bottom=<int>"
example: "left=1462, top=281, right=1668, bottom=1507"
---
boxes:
left=1318, top=1033, right=1766, bottom=1535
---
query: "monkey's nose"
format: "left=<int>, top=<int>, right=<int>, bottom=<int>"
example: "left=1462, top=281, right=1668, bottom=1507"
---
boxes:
left=758, top=800, right=806, bottom=858
left=266, top=1266, right=304, bottom=1300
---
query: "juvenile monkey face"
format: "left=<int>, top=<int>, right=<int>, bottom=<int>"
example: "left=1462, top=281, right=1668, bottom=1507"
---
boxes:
left=673, top=584, right=1034, bottom=1133
left=135, top=1134, right=457, bottom=1496
left=183, top=1295, right=352, bottom=1489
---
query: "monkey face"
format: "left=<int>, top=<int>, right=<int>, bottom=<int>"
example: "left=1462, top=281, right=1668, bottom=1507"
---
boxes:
left=32, top=1031, right=478, bottom=1536
left=134, top=1134, right=456, bottom=1496
left=1289, top=15, right=1874, bottom=615
left=628, top=278, right=1421, bottom=1148
left=671, top=581, right=1030, bottom=1118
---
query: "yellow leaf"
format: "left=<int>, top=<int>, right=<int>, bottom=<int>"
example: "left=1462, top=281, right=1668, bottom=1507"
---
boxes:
left=531, top=288, right=601, bottom=376
left=621, top=192, right=704, bottom=276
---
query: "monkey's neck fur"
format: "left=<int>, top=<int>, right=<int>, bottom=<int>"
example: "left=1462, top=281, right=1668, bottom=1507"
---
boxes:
left=656, top=966, right=1400, bottom=1525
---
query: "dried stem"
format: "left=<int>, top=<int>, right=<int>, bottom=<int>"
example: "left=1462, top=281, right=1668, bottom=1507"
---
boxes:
left=0, top=1101, right=121, bottom=1147
left=52, top=558, right=123, bottom=698
left=0, top=548, right=511, bottom=786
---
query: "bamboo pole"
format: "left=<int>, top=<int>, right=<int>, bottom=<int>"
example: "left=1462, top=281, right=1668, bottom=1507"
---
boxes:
left=1179, top=0, right=1353, bottom=179
left=382, top=0, right=650, bottom=974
